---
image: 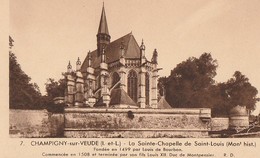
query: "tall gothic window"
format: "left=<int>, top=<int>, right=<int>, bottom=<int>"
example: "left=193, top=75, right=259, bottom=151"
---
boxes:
left=111, top=72, right=120, bottom=88
left=127, top=70, right=138, bottom=102
left=145, top=72, right=150, bottom=106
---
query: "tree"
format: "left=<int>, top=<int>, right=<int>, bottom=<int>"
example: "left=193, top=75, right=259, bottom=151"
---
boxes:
left=209, top=83, right=231, bottom=117
left=224, top=71, right=258, bottom=113
left=158, top=53, right=258, bottom=117
left=42, top=78, right=67, bottom=113
left=162, top=53, right=218, bottom=108
left=210, top=71, right=258, bottom=116
left=45, top=78, right=66, bottom=99
left=9, top=51, right=43, bottom=109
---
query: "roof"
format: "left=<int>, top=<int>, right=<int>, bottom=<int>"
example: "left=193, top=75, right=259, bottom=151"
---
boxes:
left=93, top=97, right=106, bottom=108
left=157, top=96, right=172, bottom=109
left=109, top=88, right=137, bottom=107
left=93, top=88, right=138, bottom=108
left=98, top=5, right=109, bottom=35
left=81, top=33, right=141, bottom=71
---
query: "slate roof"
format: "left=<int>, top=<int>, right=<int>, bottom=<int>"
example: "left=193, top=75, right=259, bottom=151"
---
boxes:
left=98, top=4, right=109, bottom=35
left=109, top=88, right=137, bottom=107
left=81, top=33, right=141, bottom=71
left=157, top=96, right=172, bottom=109
left=94, top=87, right=138, bottom=108
left=93, top=97, right=106, bottom=108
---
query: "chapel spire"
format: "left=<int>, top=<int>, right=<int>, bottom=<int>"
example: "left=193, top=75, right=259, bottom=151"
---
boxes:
left=97, top=3, right=111, bottom=56
left=98, top=2, right=109, bottom=35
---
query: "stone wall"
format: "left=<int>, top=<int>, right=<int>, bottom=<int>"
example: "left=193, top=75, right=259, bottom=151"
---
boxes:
left=211, top=117, right=229, bottom=131
left=49, top=113, right=65, bottom=137
left=9, top=109, right=64, bottom=138
left=9, top=107, right=251, bottom=138
left=64, top=108, right=211, bottom=138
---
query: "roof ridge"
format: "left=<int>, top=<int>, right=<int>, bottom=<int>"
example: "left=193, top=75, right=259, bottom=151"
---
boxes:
left=110, top=32, right=132, bottom=44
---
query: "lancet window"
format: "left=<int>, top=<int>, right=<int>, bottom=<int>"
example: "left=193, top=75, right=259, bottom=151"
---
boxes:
left=127, top=70, right=138, bottom=102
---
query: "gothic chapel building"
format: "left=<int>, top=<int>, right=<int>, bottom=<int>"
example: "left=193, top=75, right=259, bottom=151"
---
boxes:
left=65, top=5, right=169, bottom=109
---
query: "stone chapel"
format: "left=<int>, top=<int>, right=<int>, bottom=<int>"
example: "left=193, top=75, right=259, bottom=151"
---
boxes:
left=64, top=4, right=170, bottom=109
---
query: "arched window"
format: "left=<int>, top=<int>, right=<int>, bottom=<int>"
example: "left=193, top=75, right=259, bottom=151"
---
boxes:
left=127, top=70, right=138, bottom=102
left=145, top=72, right=150, bottom=106
left=111, top=72, right=120, bottom=88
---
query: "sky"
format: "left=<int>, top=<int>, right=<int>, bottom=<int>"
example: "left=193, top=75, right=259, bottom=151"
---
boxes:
left=10, top=0, right=260, bottom=114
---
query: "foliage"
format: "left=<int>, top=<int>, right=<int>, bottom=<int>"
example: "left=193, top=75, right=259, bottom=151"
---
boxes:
left=45, top=78, right=66, bottom=99
left=41, top=78, right=66, bottom=112
left=159, top=53, right=258, bottom=116
left=225, top=71, right=258, bottom=112
left=208, top=71, right=258, bottom=116
left=42, top=78, right=66, bottom=109
left=163, top=53, right=218, bottom=108
left=9, top=52, right=44, bottom=109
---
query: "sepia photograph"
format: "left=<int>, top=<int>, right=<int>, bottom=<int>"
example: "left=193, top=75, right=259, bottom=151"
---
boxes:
left=5, top=0, right=260, bottom=157
left=9, top=0, right=260, bottom=139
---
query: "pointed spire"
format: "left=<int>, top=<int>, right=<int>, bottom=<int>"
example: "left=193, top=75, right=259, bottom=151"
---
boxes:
left=120, top=40, right=125, bottom=57
left=76, top=57, right=81, bottom=71
left=152, top=49, right=158, bottom=64
left=140, top=39, right=146, bottom=50
left=162, top=84, right=166, bottom=97
left=87, top=50, right=92, bottom=67
left=140, top=39, right=146, bottom=64
left=9, top=36, right=14, bottom=49
left=97, top=3, right=110, bottom=56
left=98, top=3, right=109, bottom=35
left=76, top=57, right=81, bottom=65
left=67, top=61, right=72, bottom=72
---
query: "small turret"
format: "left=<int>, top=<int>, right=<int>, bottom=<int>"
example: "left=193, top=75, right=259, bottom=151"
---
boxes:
left=120, top=40, right=125, bottom=57
left=66, top=61, right=75, bottom=107
left=99, top=46, right=108, bottom=70
left=102, top=74, right=110, bottom=107
left=151, top=49, right=158, bottom=64
left=140, top=39, right=145, bottom=52
left=9, top=36, right=14, bottom=49
left=140, top=39, right=146, bottom=64
left=119, top=40, right=126, bottom=65
left=76, top=57, right=81, bottom=71
left=67, top=61, right=72, bottom=73
left=101, top=47, right=106, bottom=63
left=87, top=50, right=92, bottom=67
